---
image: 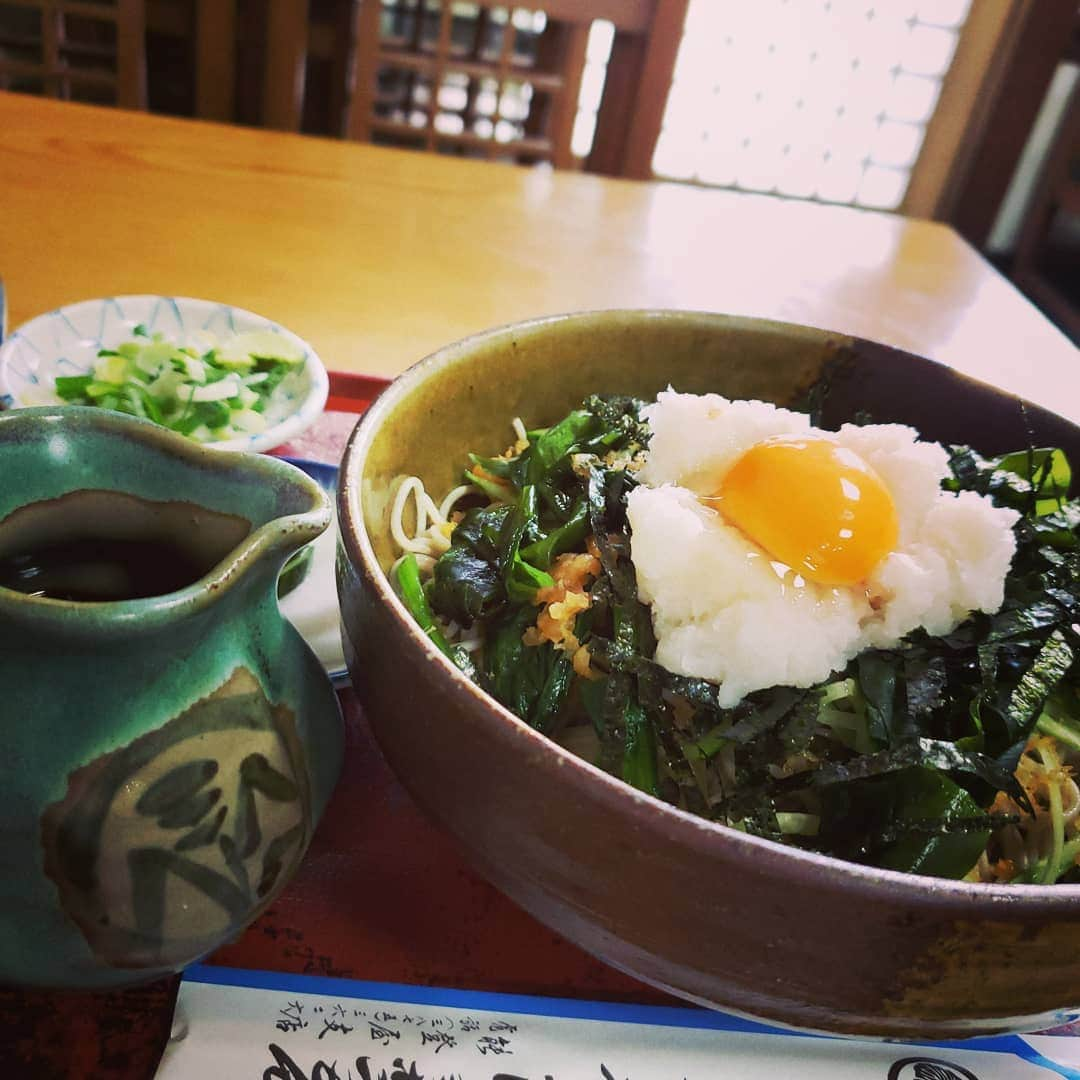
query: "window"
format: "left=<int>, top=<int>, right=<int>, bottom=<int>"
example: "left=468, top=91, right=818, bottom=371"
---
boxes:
left=653, top=0, right=972, bottom=209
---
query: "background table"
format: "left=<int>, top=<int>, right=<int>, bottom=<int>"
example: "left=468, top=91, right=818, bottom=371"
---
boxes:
left=0, top=91, right=1077, bottom=1078
left=1, top=93, right=1077, bottom=422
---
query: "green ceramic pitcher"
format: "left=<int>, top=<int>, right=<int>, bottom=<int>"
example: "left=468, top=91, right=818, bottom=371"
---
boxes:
left=0, top=406, right=343, bottom=988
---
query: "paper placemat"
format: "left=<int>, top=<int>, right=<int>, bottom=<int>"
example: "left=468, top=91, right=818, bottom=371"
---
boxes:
left=154, top=965, right=1080, bottom=1079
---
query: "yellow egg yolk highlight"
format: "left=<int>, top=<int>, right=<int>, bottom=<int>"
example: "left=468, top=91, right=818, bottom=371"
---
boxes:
left=713, top=437, right=899, bottom=586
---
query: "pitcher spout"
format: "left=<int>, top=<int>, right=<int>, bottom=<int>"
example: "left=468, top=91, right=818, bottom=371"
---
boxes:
left=0, top=407, right=331, bottom=635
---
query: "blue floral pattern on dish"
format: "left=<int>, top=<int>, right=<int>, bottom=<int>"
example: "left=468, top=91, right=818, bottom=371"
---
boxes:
left=0, top=295, right=329, bottom=454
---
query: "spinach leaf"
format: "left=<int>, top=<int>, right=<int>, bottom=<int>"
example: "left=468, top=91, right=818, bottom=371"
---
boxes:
left=430, top=503, right=552, bottom=622
left=520, top=499, right=589, bottom=569
left=533, top=651, right=575, bottom=735
left=462, top=466, right=516, bottom=503
left=818, top=767, right=997, bottom=878
left=428, top=544, right=503, bottom=624
left=394, top=553, right=455, bottom=657
left=506, top=550, right=555, bottom=605
left=857, top=651, right=899, bottom=745
left=526, top=409, right=598, bottom=485
left=622, top=700, right=658, bottom=795
left=484, top=606, right=571, bottom=730
left=429, top=504, right=513, bottom=622
left=992, top=447, right=1071, bottom=516
left=467, top=452, right=514, bottom=479
left=593, top=602, right=660, bottom=793
left=579, top=674, right=608, bottom=735
left=393, top=554, right=480, bottom=679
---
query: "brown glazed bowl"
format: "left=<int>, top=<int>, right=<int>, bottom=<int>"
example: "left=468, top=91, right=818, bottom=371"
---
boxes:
left=337, top=310, right=1080, bottom=1039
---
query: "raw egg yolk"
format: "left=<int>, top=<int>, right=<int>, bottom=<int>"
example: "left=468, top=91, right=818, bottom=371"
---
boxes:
left=714, top=437, right=899, bottom=586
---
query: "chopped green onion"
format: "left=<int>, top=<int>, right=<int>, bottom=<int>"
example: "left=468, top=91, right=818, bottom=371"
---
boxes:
left=54, top=374, right=94, bottom=400
left=51, top=328, right=305, bottom=443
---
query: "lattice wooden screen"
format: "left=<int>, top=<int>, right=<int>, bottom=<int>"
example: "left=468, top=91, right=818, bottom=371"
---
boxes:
left=0, top=0, right=146, bottom=108
left=348, top=1, right=590, bottom=167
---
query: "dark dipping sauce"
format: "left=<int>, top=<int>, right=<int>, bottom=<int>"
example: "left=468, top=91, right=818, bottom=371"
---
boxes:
left=0, top=490, right=252, bottom=603
left=0, top=536, right=219, bottom=601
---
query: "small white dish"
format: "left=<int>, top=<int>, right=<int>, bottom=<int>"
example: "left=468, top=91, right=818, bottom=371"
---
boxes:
left=0, top=295, right=329, bottom=453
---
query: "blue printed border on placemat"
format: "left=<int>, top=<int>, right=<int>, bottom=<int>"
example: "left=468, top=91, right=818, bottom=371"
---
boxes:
left=182, top=965, right=1080, bottom=1079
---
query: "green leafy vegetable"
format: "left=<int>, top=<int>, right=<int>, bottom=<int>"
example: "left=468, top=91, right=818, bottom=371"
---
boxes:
left=526, top=409, right=597, bottom=484
left=520, top=499, right=589, bottom=568
left=818, top=767, right=1001, bottom=877
left=395, top=553, right=455, bottom=657
left=410, top=392, right=1080, bottom=883
left=429, top=501, right=555, bottom=623
left=622, top=700, right=658, bottom=795
left=393, top=553, right=478, bottom=678
left=483, top=606, right=571, bottom=731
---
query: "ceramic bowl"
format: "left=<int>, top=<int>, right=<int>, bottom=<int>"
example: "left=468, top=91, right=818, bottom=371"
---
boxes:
left=0, top=295, right=329, bottom=453
left=337, top=310, right=1080, bottom=1039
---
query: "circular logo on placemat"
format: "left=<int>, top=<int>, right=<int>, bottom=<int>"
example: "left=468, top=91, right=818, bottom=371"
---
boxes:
left=888, top=1058, right=980, bottom=1080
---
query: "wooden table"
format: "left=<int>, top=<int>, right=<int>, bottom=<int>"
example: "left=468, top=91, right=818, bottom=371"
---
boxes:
left=2, top=93, right=1077, bottom=422
left=0, top=93, right=1077, bottom=1079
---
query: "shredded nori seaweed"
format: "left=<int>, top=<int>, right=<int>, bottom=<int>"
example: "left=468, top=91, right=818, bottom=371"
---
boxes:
left=417, top=394, right=1080, bottom=881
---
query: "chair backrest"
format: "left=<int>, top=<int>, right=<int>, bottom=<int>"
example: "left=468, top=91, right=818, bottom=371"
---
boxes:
left=343, top=0, right=687, bottom=171
left=194, top=0, right=311, bottom=132
left=0, top=0, right=146, bottom=109
left=586, top=0, right=686, bottom=177
left=191, top=0, right=350, bottom=135
left=193, top=0, right=238, bottom=123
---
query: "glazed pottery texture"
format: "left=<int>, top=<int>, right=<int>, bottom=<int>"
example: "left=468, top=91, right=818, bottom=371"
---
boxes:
left=0, top=407, right=343, bottom=988
left=337, top=311, right=1080, bottom=1039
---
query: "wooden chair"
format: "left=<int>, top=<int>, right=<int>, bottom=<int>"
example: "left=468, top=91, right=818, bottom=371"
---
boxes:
left=344, top=0, right=688, bottom=171
left=190, top=0, right=239, bottom=123
left=0, top=0, right=146, bottom=109
left=586, top=0, right=687, bottom=178
left=187, top=0, right=352, bottom=135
